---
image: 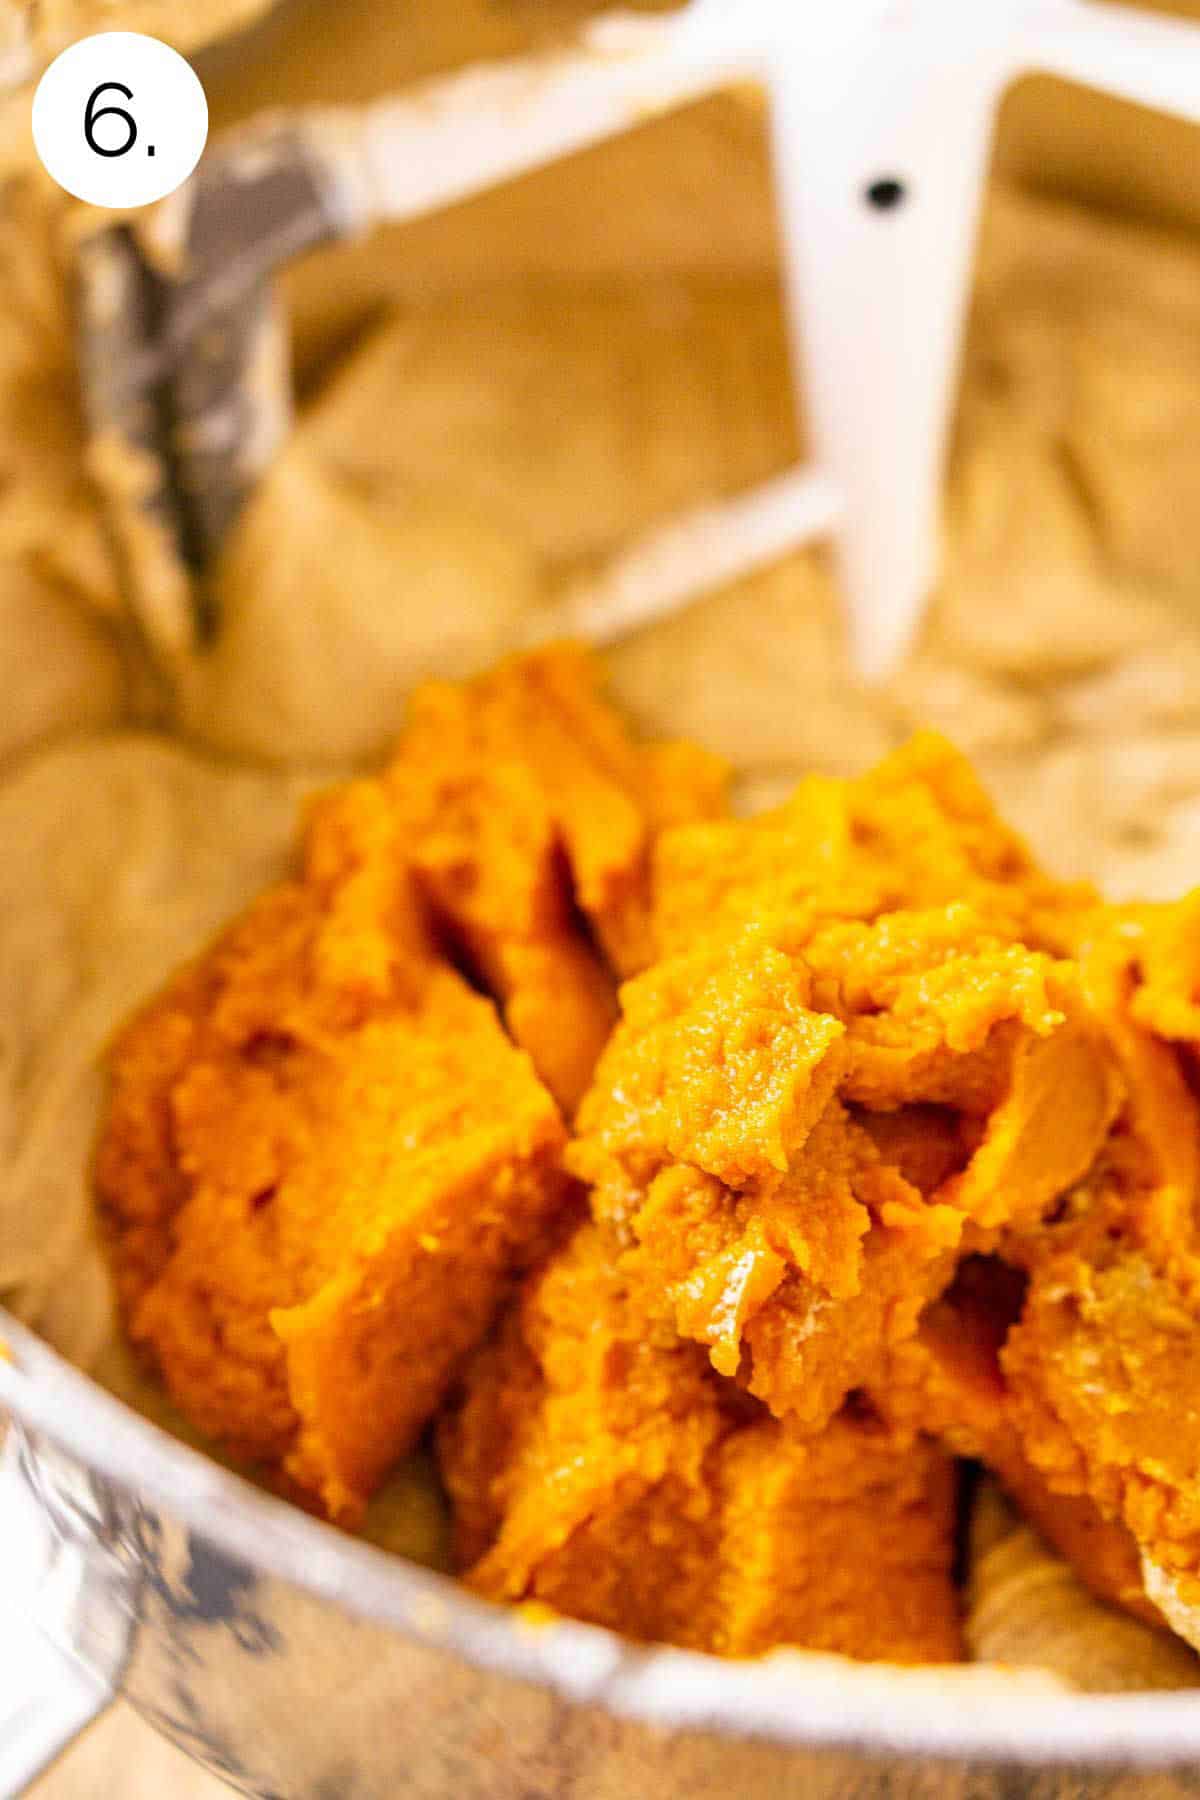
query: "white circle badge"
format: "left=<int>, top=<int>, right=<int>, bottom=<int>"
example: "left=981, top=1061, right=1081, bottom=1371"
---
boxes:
left=32, top=32, right=208, bottom=209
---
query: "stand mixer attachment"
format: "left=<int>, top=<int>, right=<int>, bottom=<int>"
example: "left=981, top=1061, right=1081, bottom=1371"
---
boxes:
left=77, top=0, right=1200, bottom=681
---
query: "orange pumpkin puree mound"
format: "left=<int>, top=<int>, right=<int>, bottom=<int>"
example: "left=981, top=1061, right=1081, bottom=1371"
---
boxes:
left=95, top=650, right=1200, bottom=1660
left=571, top=726, right=1200, bottom=1637
left=385, top=642, right=727, bottom=1111
left=438, top=1215, right=963, bottom=1665
left=95, top=780, right=568, bottom=1525
left=1002, top=1185, right=1200, bottom=1610
left=569, top=751, right=1123, bottom=1428
left=882, top=1255, right=1164, bottom=1628
left=95, top=647, right=722, bottom=1524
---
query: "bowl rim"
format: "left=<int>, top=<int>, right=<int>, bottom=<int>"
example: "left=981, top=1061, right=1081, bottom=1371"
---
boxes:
left=5, top=1305, right=1200, bottom=1770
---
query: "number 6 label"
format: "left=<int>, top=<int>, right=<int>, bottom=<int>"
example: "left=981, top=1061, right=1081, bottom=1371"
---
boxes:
left=85, top=83, right=140, bottom=160
left=33, top=32, right=208, bottom=208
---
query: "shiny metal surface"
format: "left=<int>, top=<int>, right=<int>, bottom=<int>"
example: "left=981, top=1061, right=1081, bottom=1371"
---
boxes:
left=6, top=1310, right=1200, bottom=1798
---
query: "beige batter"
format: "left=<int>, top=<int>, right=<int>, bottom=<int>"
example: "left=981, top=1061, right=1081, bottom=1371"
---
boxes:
left=0, top=0, right=278, bottom=169
left=8, top=9, right=1200, bottom=1783
left=184, top=180, right=1200, bottom=908
left=0, top=0, right=272, bottom=71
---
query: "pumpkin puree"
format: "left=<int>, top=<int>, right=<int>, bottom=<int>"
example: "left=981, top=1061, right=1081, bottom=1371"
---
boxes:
left=96, top=648, right=1200, bottom=1663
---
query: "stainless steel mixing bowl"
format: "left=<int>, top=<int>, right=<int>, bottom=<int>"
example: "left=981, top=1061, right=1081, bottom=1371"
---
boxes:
left=5, top=1310, right=1200, bottom=1799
